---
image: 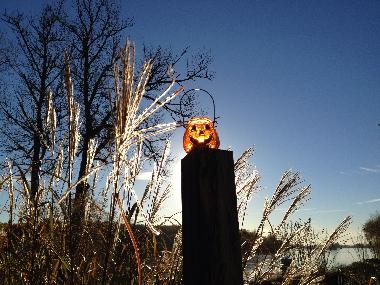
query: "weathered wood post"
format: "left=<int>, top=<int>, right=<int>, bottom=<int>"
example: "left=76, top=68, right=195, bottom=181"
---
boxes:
left=181, top=148, right=243, bottom=285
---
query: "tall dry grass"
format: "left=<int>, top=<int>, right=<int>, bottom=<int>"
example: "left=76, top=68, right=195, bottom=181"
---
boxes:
left=0, top=41, right=351, bottom=285
left=236, top=148, right=352, bottom=284
left=0, top=41, right=183, bottom=284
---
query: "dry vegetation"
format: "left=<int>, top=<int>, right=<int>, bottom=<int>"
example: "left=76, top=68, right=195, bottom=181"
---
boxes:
left=0, top=42, right=353, bottom=285
left=235, top=149, right=352, bottom=284
left=0, top=42, right=184, bottom=284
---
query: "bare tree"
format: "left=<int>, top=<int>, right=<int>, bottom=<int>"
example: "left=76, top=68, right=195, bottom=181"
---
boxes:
left=59, top=0, right=132, bottom=231
left=1, top=3, right=64, bottom=199
left=59, top=0, right=213, bottom=230
left=0, top=4, right=66, bottom=283
left=0, top=0, right=214, bottom=275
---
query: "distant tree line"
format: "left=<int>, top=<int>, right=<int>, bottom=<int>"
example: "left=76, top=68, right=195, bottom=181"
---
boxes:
left=363, top=212, right=380, bottom=258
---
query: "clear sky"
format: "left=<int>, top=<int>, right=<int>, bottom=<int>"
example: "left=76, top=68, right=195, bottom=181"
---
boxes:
left=2, top=0, right=380, bottom=236
left=123, top=0, right=380, bottom=236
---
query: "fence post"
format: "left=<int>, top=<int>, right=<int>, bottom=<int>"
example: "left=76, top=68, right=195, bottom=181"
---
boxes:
left=181, top=149, right=243, bottom=285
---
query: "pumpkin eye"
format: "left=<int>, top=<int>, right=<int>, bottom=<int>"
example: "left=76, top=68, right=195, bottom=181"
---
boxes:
left=205, top=124, right=210, bottom=130
left=191, top=125, right=197, bottom=132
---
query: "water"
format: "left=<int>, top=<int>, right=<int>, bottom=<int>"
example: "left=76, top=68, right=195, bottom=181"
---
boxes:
left=328, top=247, right=374, bottom=268
left=245, top=247, right=375, bottom=273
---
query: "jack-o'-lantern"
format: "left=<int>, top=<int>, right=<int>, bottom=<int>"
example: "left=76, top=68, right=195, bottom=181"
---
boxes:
left=183, top=117, right=220, bottom=153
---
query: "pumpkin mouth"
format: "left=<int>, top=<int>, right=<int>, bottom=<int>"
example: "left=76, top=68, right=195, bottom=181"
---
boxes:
left=190, top=134, right=213, bottom=145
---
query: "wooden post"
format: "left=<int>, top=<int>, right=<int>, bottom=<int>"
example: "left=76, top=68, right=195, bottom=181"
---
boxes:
left=181, top=149, right=243, bottom=285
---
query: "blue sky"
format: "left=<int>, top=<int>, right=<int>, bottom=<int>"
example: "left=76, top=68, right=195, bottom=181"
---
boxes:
left=2, top=0, right=380, bottom=235
left=124, top=0, right=380, bottom=235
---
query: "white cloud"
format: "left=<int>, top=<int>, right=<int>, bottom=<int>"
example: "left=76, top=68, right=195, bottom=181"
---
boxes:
left=359, top=166, right=380, bottom=173
left=356, top=198, right=380, bottom=205
left=136, top=171, right=152, bottom=180
left=341, top=166, right=380, bottom=176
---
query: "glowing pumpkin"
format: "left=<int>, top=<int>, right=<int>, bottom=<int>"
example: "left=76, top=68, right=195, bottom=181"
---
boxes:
left=183, top=117, right=220, bottom=153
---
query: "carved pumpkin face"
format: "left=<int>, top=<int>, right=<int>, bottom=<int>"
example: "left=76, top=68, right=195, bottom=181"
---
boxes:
left=183, top=117, right=220, bottom=153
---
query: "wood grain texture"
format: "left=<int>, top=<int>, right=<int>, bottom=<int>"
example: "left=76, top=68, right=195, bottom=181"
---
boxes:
left=181, top=149, right=243, bottom=285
